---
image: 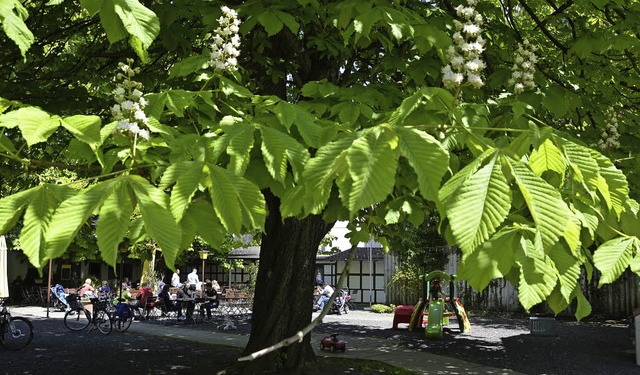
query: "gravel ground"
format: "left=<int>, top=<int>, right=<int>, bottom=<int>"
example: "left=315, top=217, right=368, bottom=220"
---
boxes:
left=1, top=307, right=638, bottom=374
left=314, top=310, right=639, bottom=375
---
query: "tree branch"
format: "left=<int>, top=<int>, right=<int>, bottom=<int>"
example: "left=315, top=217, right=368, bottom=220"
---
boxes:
left=517, top=0, right=568, bottom=52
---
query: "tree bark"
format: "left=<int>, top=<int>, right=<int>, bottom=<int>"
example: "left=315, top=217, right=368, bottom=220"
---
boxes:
left=234, top=190, right=333, bottom=374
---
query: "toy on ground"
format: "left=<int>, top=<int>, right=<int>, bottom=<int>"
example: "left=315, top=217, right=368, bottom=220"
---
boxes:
left=406, top=271, right=471, bottom=339
left=319, top=333, right=346, bottom=352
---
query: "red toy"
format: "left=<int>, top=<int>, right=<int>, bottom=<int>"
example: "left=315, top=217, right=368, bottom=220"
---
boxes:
left=319, top=333, right=346, bottom=352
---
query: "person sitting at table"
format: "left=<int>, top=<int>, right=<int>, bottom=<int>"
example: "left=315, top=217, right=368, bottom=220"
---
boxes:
left=158, top=283, right=182, bottom=318
left=135, top=282, right=154, bottom=319
left=176, top=281, right=196, bottom=321
left=211, top=279, right=221, bottom=293
left=113, top=282, right=131, bottom=305
left=98, top=280, right=110, bottom=299
left=78, top=278, right=95, bottom=299
left=199, top=282, right=219, bottom=319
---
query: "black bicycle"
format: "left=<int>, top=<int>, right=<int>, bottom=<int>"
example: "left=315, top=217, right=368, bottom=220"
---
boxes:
left=110, top=299, right=134, bottom=332
left=63, top=295, right=112, bottom=335
left=0, top=297, right=34, bottom=350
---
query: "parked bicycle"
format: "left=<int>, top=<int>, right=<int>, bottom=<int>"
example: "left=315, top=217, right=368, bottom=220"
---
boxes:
left=0, top=297, right=34, bottom=350
left=63, top=295, right=112, bottom=335
left=110, top=298, right=134, bottom=332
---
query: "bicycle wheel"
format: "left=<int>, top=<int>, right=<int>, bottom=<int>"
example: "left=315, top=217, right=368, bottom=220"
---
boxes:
left=114, top=313, right=132, bottom=332
left=1, top=317, right=34, bottom=350
left=95, top=310, right=112, bottom=335
left=64, top=308, right=91, bottom=331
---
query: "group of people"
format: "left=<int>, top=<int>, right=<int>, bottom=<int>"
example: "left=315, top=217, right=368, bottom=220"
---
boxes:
left=157, top=280, right=220, bottom=321
left=50, top=278, right=114, bottom=312
left=49, top=269, right=223, bottom=322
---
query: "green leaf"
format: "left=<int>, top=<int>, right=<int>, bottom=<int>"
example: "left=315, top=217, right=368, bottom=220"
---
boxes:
left=542, top=86, right=569, bottom=117
left=60, top=115, right=102, bottom=145
left=515, top=237, right=557, bottom=311
left=222, top=119, right=255, bottom=175
left=547, top=243, right=581, bottom=302
left=528, top=139, right=565, bottom=176
left=274, top=101, right=297, bottom=130
left=169, top=55, right=209, bottom=78
left=257, top=10, right=284, bottom=36
left=219, top=76, right=253, bottom=98
left=593, top=236, right=636, bottom=286
left=342, top=127, right=399, bottom=213
left=113, top=0, right=160, bottom=49
left=274, top=9, right=298, bottom=34
left=164, top=90, right=194, bottom=117
left=507, top=158, right=570, bottom=249
left=183, top=198, right=226, bottom=248
left=127, top=175, right=180, bottom=269
left=573, top=288, right=592, bottom=321
left=0, top=107, right=59, bottom=146
left=395, top=127, right=448, bottom=202
left=561, top=139, right=599, bottom=192
left=98, top=0, right=128, bottom=44
left=0, top=188, right=33, bottom=234
left=260, top=126, right=310, bottom=183
left=96, top=179, right=133, bottom=268
left=303, top=136, right=354, bottom=214
left=457, top=227, right=520, bottom=290
left=79, top=0, right=103, bottom=16
left=595, top=154, right=629, bottom=218
left=447, top=155, right=511, bottom=253
left=169, top=161, right=204, bottom=222
left=439, top=149, right=493, bottom=205
left=280, top=185, right=306, bottom=218
left=46, top=181, right=115, bottom=259
left=206, top=165, right=266, bottom=233
left=0, top=0, right=34, bottom=59
left=20, top=186, right=58, bottom=269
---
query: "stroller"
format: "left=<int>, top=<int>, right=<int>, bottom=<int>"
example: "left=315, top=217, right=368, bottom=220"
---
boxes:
left=329, top=289, right=351, bottom=315
left=50, top=284, right=70, bottom=311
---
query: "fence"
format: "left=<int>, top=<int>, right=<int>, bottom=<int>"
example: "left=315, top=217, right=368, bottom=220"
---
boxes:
left=386, top=247, right=640, bottom=318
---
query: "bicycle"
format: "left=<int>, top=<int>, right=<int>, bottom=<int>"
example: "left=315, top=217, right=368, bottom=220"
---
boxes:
left=0, top=297, right=34, bottom=350
left=110, top=298, right=134, bottom=332
left=63, top=295, right=112, bottom=335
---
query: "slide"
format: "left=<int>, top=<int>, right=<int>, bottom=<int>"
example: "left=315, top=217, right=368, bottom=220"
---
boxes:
left=408, top=299, right=424, bottom=332
left=454, top=300, right=471, bottom=333
left=425, top=299, right=444, bottom=339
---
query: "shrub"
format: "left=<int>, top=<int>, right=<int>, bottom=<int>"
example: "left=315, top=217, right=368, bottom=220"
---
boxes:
left=371, top=304, right=395, bottom=314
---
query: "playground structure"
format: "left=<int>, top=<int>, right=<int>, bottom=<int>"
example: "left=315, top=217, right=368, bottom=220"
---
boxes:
left=396, top=270, right=470, bottom=339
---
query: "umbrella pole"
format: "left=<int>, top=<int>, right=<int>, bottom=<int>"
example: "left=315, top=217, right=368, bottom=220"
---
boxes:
left=118, top=257, right=123, bottom=298
left=46, top=259, right=52, bottom=318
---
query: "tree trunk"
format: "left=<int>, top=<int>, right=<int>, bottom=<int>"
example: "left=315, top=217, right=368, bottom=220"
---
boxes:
left=235, top=190, right=333, bottom=374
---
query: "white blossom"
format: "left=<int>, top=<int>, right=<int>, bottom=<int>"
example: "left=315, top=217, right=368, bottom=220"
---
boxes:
left=111, top=58, right=151, bottom=141
left=509, top=39, right=538, bottom=94
left=599, top=106, right=621, bottom=150
left=441, top=0, right=486, bottom=92
left=210, top=6, right=242, bottom=73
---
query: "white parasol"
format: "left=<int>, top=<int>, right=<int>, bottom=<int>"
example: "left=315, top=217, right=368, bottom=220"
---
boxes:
left=0, top=235, right=8, bottom=298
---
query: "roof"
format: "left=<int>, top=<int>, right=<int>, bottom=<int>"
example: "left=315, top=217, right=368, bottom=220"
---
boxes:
left=323, top=247, right=385, bottom=262
left=227, top=246, right=386, bottom=261
left=228, top=246, right=260, bottom=259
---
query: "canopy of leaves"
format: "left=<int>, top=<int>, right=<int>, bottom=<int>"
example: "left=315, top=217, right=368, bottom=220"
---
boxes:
left=1, top=0, right=640, bottom=320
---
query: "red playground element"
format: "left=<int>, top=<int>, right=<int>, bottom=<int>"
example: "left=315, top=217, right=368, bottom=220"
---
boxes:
left=393, top=305, right=415, bottom=329
left=319, top=333, right=346, bottom=352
